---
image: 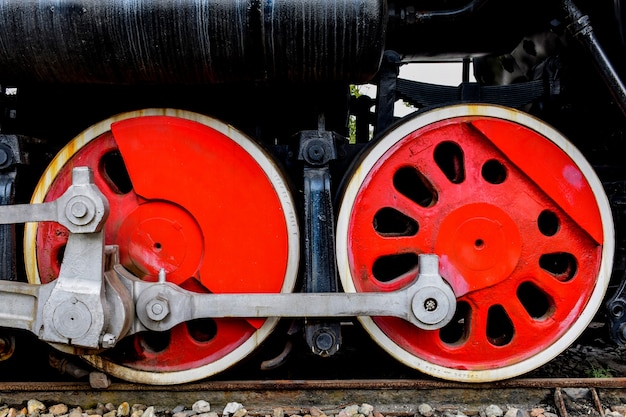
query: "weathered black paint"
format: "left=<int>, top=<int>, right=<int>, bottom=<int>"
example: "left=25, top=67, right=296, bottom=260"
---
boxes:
left=0, top=0, right=386, bottom=85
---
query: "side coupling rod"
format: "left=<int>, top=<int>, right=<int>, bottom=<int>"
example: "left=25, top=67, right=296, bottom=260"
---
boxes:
left=0, top=167, right=456, bottom=351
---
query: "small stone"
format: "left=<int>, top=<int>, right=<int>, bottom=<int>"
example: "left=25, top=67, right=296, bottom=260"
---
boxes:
left=117, top=404, right=130, bottom=417
left=418, top=404, right=433, bottom=417
left=485, top=406, right=503, bottom=417
left=199, top=413, right=218, bottom=417
left=0, top=408, right=9, bottom=417
left=543, top=412, right=558, bottom=417
left=141, top=408, right=155, bottom=417
left=273, top=408, right=284, bottom=417
left=504, top=408, right=526, bottom=417
left=530, top=409, right=544, bottom=417
left=232, top=409, right=247, bottom=417
left=340, top=406, right=359, bottom=417
left=68, top=409, right=83, bottom=417
left=103, top=412, right=116, bottom=417
left=48, top=404, right=69, bottom=416
left=130, top=411, right=142, bottom=417
left=27, top=401, right=45, bottom=416
left=309, top=409, right=323, bottom=417
left=613, top=407, right=626, bottom=415
left=8, top=408, right=18, bottom=417
left=193, top=402, right=211, bottom=414
left=173, top=413, right=187, bottom=417
left=172, top=407, right=186, bottom=414
left=104, top=407, right=115, bottom=414
left=358, top=406, right=373, bottom=417
left=223, top=403, right=244, bottom=417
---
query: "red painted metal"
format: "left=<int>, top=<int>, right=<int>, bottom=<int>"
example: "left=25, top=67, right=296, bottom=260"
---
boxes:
left=346, top=116, right=604, bottom=369
left=36, top=116, right=290, bottom=371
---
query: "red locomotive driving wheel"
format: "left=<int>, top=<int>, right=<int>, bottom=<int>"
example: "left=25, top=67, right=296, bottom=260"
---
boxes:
left=336, top=104, right=614, bottom=382
left=25, top=109, right=299, bottom=385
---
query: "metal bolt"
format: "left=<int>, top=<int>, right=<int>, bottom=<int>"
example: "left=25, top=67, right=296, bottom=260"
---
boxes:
left=151, top=303, right=164, bottom=315
left=146, top=296, right=170, bottom=321
left=307, top=143, right=326, bottom=162
left=65, top=196, right=96, bottom=226
left=314, top=331, right=334, bottom=352
left=71, top=201, right=88, bottom=218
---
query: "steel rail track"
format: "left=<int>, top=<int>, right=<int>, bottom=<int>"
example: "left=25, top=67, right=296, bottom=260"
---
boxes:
left=1, top=378, right=626, bottom=414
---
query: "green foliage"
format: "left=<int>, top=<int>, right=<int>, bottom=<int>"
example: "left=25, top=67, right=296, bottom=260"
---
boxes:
left=348, top=85, right=362, bottom=143
left=350, top=84, right=362, bottom=98
left=585, top=365, right=613, bottom=378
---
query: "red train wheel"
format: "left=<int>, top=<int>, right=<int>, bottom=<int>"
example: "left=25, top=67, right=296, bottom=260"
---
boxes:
left=25, top=109, right=299, bottom=384
left=336, top=104, right=614, bottom=382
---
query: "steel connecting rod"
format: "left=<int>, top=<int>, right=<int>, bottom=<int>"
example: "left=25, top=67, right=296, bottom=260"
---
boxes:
left=130, top=253, right=456, bottom=333
left=0, top=167, right=457, bottom=352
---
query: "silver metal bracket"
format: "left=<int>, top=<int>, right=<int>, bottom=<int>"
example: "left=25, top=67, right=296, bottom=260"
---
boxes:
left=0, top=167, right=131, bottom=349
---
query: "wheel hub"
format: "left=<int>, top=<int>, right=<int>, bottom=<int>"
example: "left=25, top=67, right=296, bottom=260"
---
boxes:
left=118, top=201, right=203, bottom=282
left=436, top=203, right=522, bottom=295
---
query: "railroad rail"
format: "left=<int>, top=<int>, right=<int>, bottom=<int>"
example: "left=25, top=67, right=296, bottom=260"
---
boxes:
left=1, top=378, right=626, bottom=416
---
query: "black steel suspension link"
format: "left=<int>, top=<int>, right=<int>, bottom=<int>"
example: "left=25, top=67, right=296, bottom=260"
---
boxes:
left=298, top=118, right=343, bottom=357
